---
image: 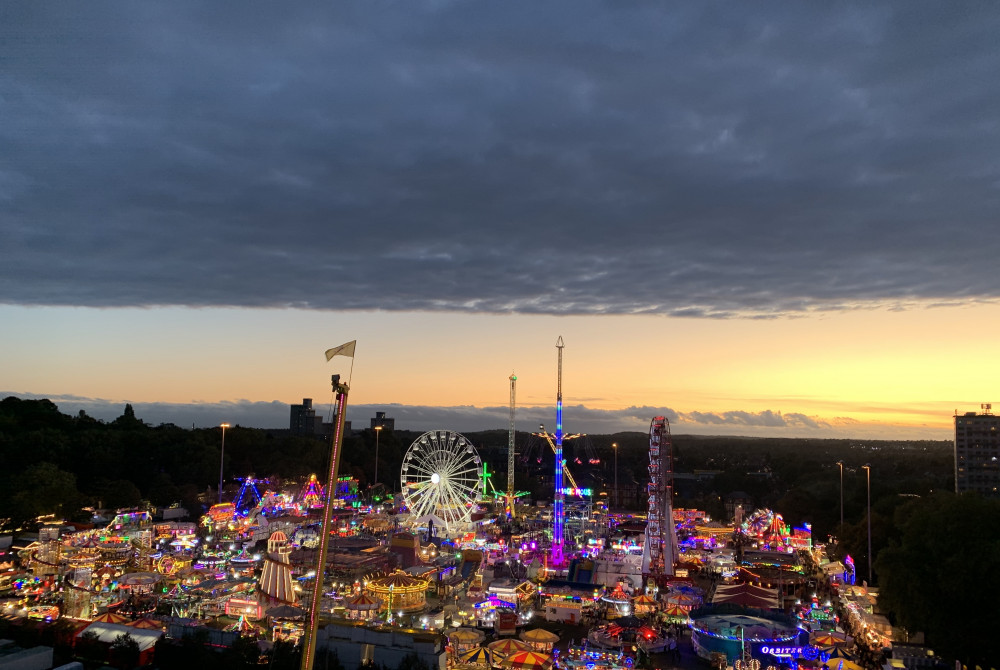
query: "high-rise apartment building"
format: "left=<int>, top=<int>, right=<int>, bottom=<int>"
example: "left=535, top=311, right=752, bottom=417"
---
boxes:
left=370, top=411, right=395, bottom=431
left=954, top=404, right=1000, bottom=496
left=289, top=398, right=349, bottom=439
left=290, top=398, right=324, bottom=435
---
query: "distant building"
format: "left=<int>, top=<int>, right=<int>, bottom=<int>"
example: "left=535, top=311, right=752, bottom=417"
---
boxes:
left=371, top=411, right=395, bottom=431
left=290, top=398, right=324, bottom=434
left=289, top=398, right=350, bottom=439
left=954, top=405, right=1000, bottom=496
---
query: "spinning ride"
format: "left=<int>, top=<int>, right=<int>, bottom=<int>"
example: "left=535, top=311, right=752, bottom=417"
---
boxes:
left=400, top=430, right=482, bottom=535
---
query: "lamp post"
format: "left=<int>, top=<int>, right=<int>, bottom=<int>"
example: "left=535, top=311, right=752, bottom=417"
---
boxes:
left=836, top=461, right=844, bottom=531
left=863, top=463, right=872, bottom=585
left=373, top=425, right=383, bottom=490
left=612, top=443, right=618, bottom=509
left=218, top=423, right=230, bottom=504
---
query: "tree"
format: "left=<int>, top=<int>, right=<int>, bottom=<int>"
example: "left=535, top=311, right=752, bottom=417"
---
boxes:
left=75, top=629, right=107, bottom=665
left=112, top=403, right=145, bottom=429
left=394, top=652, right=433, bottom=670
left=4, top=462, right=84, bottom=530
left=874, top=492, right=1000, bottom=666
left=269, top=638, right=301, bottom=670
left=220, top=634, right=261, bottom=670
left=110, top=631, right=141, bottom=669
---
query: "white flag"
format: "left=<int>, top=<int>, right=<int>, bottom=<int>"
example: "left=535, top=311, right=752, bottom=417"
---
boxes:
left=325, top=340, right=356, bottom=361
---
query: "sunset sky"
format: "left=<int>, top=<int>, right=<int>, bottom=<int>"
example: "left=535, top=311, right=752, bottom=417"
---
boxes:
left=4, top=3, right=1000, bottom=439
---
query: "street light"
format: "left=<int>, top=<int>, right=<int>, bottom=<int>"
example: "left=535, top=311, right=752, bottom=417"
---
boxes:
left=863, top=463, right=872, bottom=585
left=373, top=425, right=383, bottom=489
left=836, top=461, right=844, bottom=531
left=219, top=423, right=230, bottom=504
left=612, top=443, right=618, bottom=509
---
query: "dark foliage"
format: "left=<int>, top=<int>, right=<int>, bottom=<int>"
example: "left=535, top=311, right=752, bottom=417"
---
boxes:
left=874, top=492, right=1000, bottom=666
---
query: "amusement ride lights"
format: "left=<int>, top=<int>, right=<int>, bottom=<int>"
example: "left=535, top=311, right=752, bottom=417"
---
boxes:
left=218, top=422, right=229, bottom=504
left=301, top=342, right=354, bottom=670
left=552, top=336, right=565, bottom=566
left=863, top=463, right=872, bottom=585
left=373, top=425, right=382, bottom=488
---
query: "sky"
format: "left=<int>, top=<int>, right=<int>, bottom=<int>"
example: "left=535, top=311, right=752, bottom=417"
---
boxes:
left=3, top=3, right=1000, bottom=440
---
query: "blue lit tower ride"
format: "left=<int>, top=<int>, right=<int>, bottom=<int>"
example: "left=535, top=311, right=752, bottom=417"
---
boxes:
left=552, top=336, right=566, bottom=567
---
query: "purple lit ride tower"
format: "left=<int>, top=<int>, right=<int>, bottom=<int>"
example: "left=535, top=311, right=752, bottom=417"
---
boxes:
left=552, top=336, right=566, bottom=567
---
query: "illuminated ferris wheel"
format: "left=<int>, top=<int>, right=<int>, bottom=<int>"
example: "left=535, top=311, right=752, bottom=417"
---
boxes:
left=400, top=430, right=482, bottom=535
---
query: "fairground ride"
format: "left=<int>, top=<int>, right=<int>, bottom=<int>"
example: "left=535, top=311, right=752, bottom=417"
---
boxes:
left=642, top=416, right=679, bottom=585
left=400, top=430, right=483, bottom=536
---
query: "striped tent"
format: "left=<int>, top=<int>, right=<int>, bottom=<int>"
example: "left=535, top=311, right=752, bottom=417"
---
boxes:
left=665, top=591, right=700, bottom=609
left=663, top=604, right=689, bottom=617
left=127, top=617, right=163, bottom=630
left=500, top=650, right=554, bottom=670
left=519, top=628, right=560, bottom=644
left=811, top=630, right=853, bottom=646
left=92, top=612, right=129, bottom=624
left=488, top=639, right=532, bottom=656
left=821, top=645, right=858, bottom=660
left=459, top=646, right=499, bottom=667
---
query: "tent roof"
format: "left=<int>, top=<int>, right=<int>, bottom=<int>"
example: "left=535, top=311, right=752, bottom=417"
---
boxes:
left=520, top=628, right=560, bottom=643
left=77, top=622, right=163, bottom=651
left=711, top=583, right=780, bottom=609
left=126, top=617, right=164, bottom=630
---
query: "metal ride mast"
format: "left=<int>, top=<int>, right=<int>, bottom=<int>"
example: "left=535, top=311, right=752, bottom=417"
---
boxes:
left=642, top=416, right=679, bottom=585
left=507, top=373, right=517, bottom=518
left=552, top=336, right=566, bottom=566
left=301, top=343, right=354, bottom=670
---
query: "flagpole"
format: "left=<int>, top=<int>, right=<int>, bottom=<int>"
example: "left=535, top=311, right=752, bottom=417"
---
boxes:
left=300, top=353, right=353, bottom=670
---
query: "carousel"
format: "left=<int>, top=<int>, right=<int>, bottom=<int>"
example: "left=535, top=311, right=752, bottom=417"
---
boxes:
left=519, top=628, right=560, bottom=653
left=364, top=571, right=429, bottom=614
left=450, top=627, right=486, bottom=655
left=344, top=592, right=382, bottom=620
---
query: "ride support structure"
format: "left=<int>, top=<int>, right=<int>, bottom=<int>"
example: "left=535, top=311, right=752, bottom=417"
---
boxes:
left=552, top=336, right=566, bottom=567
left=642, top=416, right=679, bottom=585
left=300, top=373, right=350, bottom=670
left=507, top=372, right=516, bottom=518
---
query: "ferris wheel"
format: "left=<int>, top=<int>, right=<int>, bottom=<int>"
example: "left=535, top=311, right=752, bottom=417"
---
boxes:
left=400, top=430, right=482, bottom=535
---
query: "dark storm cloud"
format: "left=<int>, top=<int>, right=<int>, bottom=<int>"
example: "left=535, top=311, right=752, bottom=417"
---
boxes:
left=4, top=3, right=1000, bottom=316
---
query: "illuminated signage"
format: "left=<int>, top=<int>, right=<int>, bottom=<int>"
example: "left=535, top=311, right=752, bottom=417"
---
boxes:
left=760, top=646, right=822, bottom=661
left=760, top=646, right=800, bottom=656
left=559, top=487, right=592, bottom=496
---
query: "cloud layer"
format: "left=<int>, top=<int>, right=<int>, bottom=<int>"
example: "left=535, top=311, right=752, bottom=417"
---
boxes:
left=3, top=392, right=947, bottom=441
left=4, top=4, right=1000, bottom=317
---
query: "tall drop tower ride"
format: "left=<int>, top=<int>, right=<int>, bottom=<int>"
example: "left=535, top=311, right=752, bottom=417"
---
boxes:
left=552, top=336, right=566, bottom=566
left=507, top=372, right=516, bottom=518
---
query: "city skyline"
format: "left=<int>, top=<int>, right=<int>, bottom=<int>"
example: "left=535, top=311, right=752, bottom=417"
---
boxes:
left=4, top=4, right=1000, bottom=440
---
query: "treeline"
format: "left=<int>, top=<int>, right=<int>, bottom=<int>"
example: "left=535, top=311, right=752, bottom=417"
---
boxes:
left=0, top=397, right=415, bottom=531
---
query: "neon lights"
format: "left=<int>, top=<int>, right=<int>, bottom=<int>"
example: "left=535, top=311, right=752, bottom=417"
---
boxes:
left=559, top=487, right=592, bottom=496
left=552, top=336, right=566, bottom=567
